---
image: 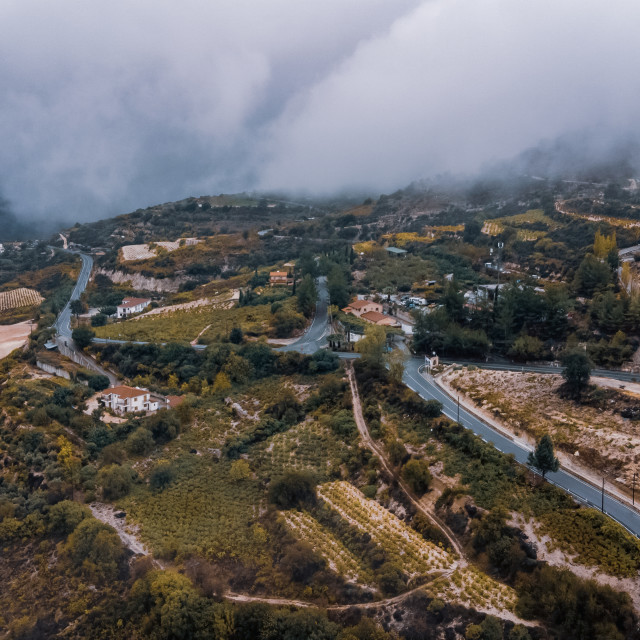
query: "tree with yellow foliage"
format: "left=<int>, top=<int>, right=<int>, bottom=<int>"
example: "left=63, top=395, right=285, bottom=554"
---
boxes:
left=594, top=230, right=616, bottom=258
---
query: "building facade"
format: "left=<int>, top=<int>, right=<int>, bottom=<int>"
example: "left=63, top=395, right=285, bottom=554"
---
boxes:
left=117, top=297, right=151, bottom=318
left=100, top=385, right=159, bottom=414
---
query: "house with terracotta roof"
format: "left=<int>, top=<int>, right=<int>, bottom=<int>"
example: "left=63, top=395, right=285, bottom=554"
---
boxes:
left=341, top=299, right=382, bottom=317
left=269, top=271, right=293, bottom=286
left=117, top=297, right=152, bottom=318
left=100, top=385, right=159, bottom=414
left=360, top=310, right=400, bottom=327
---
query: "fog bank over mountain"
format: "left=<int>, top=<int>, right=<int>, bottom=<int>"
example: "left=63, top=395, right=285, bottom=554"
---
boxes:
left=1, top=0, right=640, bottom=230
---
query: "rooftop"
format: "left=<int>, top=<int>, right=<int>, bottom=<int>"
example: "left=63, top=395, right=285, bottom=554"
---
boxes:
left=385, top=246, right=407, bottom=255
left=119, top=297, right=151, bottom=307
left=345, top=299, right=374, bottom=310
left=270, top=271, right=289, bottom=277
left=102, top=385, right=149, bottom=399
left=361, top=310, right=393, bottom=323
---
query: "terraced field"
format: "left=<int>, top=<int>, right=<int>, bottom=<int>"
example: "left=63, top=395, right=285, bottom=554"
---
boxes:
left=253, top=420, right=346, bottom=480
left=426, top=566, right=517, bottom=612
left=282, top=510, right=369, bottom=583
left=317, top=481, right=454, bottom=577
left=0, top=288, right=43, bottom=311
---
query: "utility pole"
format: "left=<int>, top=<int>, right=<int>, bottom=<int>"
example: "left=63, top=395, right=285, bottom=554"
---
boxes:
left=633, top=471, right=637, bottom=506
left=601, top=477, right=605, bottom=513
left=457, top=395, right=460, bottom=424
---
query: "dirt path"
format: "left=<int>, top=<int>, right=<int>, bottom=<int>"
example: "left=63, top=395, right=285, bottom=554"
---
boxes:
left=90, top=502, right=164, bottom=567
left=345, top=363, right=465, bottom=562
left=191, top=324, right=212, bottom=346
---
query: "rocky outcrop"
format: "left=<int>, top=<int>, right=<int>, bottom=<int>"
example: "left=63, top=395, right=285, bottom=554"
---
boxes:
left=96, top=268, right=189, bottom=293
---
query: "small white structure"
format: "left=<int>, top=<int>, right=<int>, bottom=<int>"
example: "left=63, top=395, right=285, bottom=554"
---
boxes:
left=100, top=385, right=159, bottom=414
left=117, top=297, right=151, bottom=318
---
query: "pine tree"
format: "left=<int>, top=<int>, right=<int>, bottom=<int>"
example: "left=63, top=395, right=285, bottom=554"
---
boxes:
left=528, top=434, right=559, bottom=479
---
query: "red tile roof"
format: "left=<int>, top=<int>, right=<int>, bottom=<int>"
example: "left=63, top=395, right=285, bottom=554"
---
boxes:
left=361, top=310, right=394, bottom=324
left=345, top=299, right=372, bottom=310
left=166, top=395, right=184, bottom=408
left=270, top=271, right=289, bottom=277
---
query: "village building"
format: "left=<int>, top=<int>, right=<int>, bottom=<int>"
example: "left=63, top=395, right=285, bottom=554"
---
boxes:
left=100, top=385, right=159, bottom=414
left=341, top=299, right=383, bottom=317
left=269, top=271, right=293, bottom=286
left=360, top=310, right=401, bottom=327
left=117, top=297, right=151, bottom=318
left=385, top=246, right=407, bottom=257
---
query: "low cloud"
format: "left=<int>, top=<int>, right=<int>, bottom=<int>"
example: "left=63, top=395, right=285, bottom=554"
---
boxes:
left=1, top=0, right=639, bottom=228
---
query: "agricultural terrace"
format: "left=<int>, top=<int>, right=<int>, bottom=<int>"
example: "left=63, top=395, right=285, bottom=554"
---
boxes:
left=481, top=209, right=559, bottom=241
left=0, top=288, right=43, bottom=311
left=382, top=226, right=464, bottom=247
left=119, top=455, right=267, bottom=563
left=425, top=566, right=516, bottom=614
left=317, top=481, right=454, bottom=577
left=252, top=419, right=347, bottom=481
left=442, top=368, right=640, bottom=487
left=93, top=296, right=301, bottom=343
left=282, top=510, right=369, bottom=584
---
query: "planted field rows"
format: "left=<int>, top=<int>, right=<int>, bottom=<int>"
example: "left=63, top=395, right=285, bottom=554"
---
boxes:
left=282, top=510, right=369, bottom=583
left=253, top=420, right=345, bottom=480
left=122, top=459, right=265, bottom=563
left=426, top=566, right=516, bottom=613
left=0, top=287, right=43, bottom=311
left=317, top=481, right=454, bottom=577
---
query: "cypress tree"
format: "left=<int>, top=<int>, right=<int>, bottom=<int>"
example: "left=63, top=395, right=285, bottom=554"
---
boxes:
left=528, top=434, right=560, bottom=479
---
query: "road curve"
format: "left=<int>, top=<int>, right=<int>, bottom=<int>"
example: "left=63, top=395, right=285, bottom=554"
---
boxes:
left=403, top=358, right=640, bottom=537
left=53, top=252, right=94, bottom=338
left=278, top=276, right=329, bottom=354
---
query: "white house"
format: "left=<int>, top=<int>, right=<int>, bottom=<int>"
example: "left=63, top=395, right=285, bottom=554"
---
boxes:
left=100, top=385, right=159, bottom=414
left=117, top=297, right=151, bottom=318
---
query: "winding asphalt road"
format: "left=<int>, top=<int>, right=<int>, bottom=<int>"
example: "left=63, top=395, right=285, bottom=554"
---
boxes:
left=54, top=252, right=94, bottom=338
left=278, top=276, right=329, bottom=354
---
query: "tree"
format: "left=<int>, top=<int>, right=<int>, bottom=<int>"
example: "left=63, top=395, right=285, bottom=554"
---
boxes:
left=561, top=349, right=592, bottom=398
left=387, top=349, right=405, bottom=384
left=463, top=218, right=483, bottom=244
left=126, top=427, right=155, bottom=456
left=573, top=254, right=611, bottom=296
left=61, top=518, right=124, bottom=583
left=402, top=458, right=432, bottom=494
left=70, top=299, right=85, bottom=318
left=149, top=463, right=175, bottom=491
left=229, top=459, right=251, bottom=481
left=296, top=274, right=317, bottom=317
left=508, top=334, right=544, bottom=362
left=229, top=326, right=244, bottom=344
left=72, top=326, right=95, bottom=349
left=91, top=312, right=108, bottom=327
left=528, top=434, right=559, bottom=479
left=268, top=471, right=317, bottom=509
left=327, top=264, right=350, bottom=309
left=99, top=464, right=134, bottom=499
left=356, top=325, right=386, bottom=364
left=48, top=500, right=90, bottom=535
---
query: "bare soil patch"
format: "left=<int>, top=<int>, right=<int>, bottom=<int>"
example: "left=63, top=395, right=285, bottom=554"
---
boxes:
left=0, top=321, right=32, bottom=360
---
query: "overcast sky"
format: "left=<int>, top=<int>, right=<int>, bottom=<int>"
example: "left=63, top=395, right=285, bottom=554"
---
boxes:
left=2, top=0, right=640, bottom=225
